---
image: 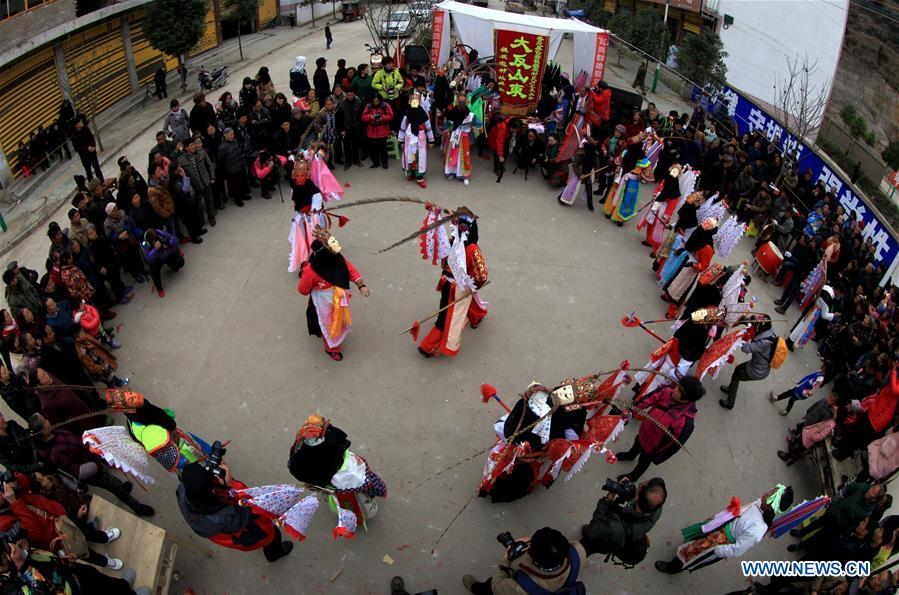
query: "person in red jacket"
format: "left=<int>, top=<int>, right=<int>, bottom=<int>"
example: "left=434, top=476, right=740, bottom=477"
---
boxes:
left=361, top=96, right=394, bottom=169
left=298, top=227, right=369, bottom=361
left=834, top=369, right=899, bottom=459
left=616, top=376, right=705, bottom=482
left=587, top=82, right=611, bottom=134
left=487, top=117, right=521, bottom=183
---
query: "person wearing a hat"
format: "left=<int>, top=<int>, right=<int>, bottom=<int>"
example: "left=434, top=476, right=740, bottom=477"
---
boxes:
left=176, top=460, right=293, bottom=562
left=463, top=526, right=587, bottom=594
left=3, top=267, right=44, bottom=320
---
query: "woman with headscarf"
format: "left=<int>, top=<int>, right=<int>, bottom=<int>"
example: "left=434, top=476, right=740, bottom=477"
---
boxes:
left=397, top=95, right=435, bottom=187
left=289, top=57, right=311, bottom=98
left=288, top=415, right=387, bottom=531
left=297, top=227, right=369, bottom=361
left=660, top=217, right=718, bottom=310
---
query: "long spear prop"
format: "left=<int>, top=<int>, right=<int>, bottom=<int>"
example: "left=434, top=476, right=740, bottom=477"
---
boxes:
left=401, top=280, right=490, bottom=341
left=621, top=311, right=666, bottom=343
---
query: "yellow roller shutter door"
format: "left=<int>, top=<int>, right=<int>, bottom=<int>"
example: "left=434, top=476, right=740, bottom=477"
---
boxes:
left=0, top=48, right=63, bottom=178
left=64, top=21, right=132, bottom=116
left=128, top=12, right=179, bottom=86
left=259, top=0, right=278, bottom=24
left=190, top=0, right=220, bottom=58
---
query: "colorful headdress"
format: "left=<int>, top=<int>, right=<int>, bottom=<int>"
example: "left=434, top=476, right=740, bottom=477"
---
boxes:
left=636, top=158, right=651, bottom=169
left=296, top=415, right=329, bottom=442
left=292, top=153, right=309, bottom=184
left=104, top=388, right=145, bottom=411
left=698, top=263, right=726, bottom=286
left=313, top=226, right=341, bottom=254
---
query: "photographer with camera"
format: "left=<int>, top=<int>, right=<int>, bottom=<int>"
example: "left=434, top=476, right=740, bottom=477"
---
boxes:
left=579, top=477, right=666, bottom=566
left=175, top=445, right=293, bottom=563
left=462, top=526, right=587, bottom=594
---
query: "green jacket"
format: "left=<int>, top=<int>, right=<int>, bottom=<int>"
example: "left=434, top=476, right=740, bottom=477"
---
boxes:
left=5, top=272, right=44, bottom=317
left=584, top=498, right=662, bottom=555
left=824, top=482, right=876, bottom=531
left=371, top=68, right=403, bottom=100
left=350, top=74, right=374, bottom=101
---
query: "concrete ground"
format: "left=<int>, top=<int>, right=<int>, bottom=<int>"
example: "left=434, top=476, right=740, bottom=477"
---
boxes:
left=0, top=14, right=831, bottom=595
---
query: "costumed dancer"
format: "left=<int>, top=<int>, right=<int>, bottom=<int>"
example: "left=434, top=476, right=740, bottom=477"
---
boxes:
left=602, top=143, right=648, bottom=225
left=398, top=92, right=435, bottom=188
left=786, top=284, right=835, bottom=351
left=177, top=461, right=294, bottom=562
left=287, top=152, right=329, bottom=273
left=651, top=168, right=700, bottom=270
left=656, top=485, right=794, bottom=574
left=659, top=217, right=718, bottom=316
left=478, top=367, right=629, bottom=503
left=418, top=212, right=488, bottom=358
left=298, top=227, right=370, bottom=361
left=288, top=415, right=386, bottom=531
left=443, top=92, right=479, bottom=186
left=637, top=164, right=682, bottom=252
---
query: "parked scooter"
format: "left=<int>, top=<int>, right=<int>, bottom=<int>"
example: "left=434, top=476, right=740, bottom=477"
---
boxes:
left=198, top=65, right=230, bottom=91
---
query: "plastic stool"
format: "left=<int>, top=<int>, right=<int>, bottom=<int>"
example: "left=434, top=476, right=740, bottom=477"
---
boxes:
left=387, top=134, right=401, bottom=160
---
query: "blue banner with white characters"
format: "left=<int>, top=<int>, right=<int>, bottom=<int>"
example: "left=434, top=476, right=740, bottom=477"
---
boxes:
left=698, top=85, right=898, bottom=264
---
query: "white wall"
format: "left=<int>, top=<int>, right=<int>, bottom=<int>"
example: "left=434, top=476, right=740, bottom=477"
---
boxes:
left=294, top=1, right=344, bottom=27
left=717, top=0, right=848, bottom=123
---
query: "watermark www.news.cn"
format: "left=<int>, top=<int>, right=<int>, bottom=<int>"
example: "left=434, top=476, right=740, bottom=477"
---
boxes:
left=741, top=560, right=870, bottom=578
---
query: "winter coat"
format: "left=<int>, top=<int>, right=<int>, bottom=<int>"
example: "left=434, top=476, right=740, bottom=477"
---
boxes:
left=487, top=119, right=511, bottom=159
left=142, top=229, right=180, bottom=265
left=313, top=68, right=331, bottom=103
left=163, top=109, right=192, bottom=143
left=179, top=149, right=215, bottom=190
left=147, top=185, right=176, bottom=220
left=190, top=103, right=218, bottom=136
left=635, top=385, right=697, bottom=461
left=290, top=69, right=310, bottom=97
left=73, top=333, right=117, bottom=378
left=361, top=102, right=394, bottom=139
left=5, top=273, right=44, bottom=317
left=741, top=328, right=775, bottom=380
left=70, top=125, right=96, bottom=156
left=371, top=69, right=403, bottom=100
left=350, top=75, right=373, bottom=101
left=217, top=139, right=245, bottom=176
left=59, top=264, right=94, bottom=303
left=336, top=96, right=363, bottom=131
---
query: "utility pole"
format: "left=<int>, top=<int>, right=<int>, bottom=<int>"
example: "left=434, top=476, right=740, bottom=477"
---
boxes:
left=651, top=0, right=670, bottom=94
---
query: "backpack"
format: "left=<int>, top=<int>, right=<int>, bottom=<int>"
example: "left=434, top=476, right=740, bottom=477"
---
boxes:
left=514, top=546, right=587, bottom=595
left=769, top=336, right=788, bottom=369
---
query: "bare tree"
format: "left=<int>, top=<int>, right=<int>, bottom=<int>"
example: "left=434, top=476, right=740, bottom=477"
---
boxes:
left=360, top=0, right=411, bottom=61
left=772, top=54, right=830, bottom=142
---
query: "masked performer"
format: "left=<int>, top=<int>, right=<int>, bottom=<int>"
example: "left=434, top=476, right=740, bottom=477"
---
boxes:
left=656, top=485, right=794, bottom=574
left=603, top=144, right=650, bottom=226
left=443, top=92, right=478, bottom=186
left=288, top=415, right=386, bottom=531
left=418, top=214, right=488, bottom=358
left=660, top=217, right=718, bottom=313
left=398, top=92, right=435, bottom=188
left=287, top=153, right=329, bottom=273
left=637, top=164, right=682, bottom=253
left=653, top=189, right=702, bottom=276
left=478, top=368, right=629, bottom=503
left=298, top=227, right=369, bottom=361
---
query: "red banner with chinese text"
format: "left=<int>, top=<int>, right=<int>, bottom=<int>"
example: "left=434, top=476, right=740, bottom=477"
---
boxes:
left=431, top=10, right=446, bottom=68
left=495, top=30, right=548, bottom=112
left=590, top=32, right=610, bottom=86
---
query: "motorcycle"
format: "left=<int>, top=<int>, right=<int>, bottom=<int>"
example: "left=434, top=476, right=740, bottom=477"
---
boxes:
left=365, top=43, right=384, bottom=70
left=198, top=65, right=230, bottom=91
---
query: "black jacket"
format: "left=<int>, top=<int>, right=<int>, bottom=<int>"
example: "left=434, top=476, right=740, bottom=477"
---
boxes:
left=0, top=420, right=41, bottom=473
left=217, top=139, right=244, bottom=175
left=190, top=103, right=218, bottom=136
left=313, top=68, right=331, bottom=103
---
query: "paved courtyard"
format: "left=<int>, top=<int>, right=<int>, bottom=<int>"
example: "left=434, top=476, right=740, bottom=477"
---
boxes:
left=0, top=17, right=829, bottom=595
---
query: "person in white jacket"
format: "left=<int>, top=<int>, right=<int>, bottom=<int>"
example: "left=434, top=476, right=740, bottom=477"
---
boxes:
left=655, top=484, right=794, bottom=574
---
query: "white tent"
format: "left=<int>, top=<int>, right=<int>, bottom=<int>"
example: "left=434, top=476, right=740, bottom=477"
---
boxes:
left=432, top=1, right=610, bottom=85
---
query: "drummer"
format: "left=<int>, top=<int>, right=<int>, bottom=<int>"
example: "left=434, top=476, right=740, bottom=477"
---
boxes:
left=753, top=200, right=794, bottom=255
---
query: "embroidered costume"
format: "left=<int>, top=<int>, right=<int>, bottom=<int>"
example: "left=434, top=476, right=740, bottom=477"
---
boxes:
left=398, top=98, right=435, bottom=187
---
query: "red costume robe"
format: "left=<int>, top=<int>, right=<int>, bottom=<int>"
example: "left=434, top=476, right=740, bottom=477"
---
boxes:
left=419, top=243, right=488, bottom=357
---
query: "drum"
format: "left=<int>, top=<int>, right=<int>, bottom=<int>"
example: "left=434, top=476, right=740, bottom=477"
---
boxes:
left=756, top=241, right=783, bottom=275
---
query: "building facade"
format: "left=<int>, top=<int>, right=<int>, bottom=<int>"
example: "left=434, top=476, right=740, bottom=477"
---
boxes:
left=0, top=0, right=280, bottom=185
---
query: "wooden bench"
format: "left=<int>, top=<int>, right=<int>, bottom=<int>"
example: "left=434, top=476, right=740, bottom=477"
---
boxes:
left=88, top=496, right=178, bottom=595
left=808, top=436, right=863, bottom=497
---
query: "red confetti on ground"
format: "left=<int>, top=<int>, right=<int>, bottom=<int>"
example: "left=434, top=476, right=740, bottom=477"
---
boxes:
left=396, top=544, right=411, bottom=550
left=344, top=183, right=351, bottom=187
